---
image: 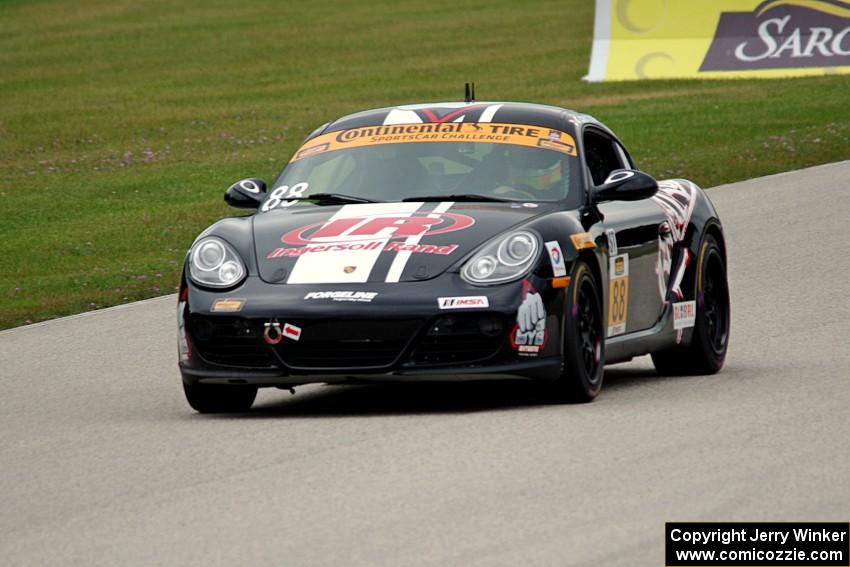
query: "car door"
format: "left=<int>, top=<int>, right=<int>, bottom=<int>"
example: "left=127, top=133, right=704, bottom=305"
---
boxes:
left=582, top=127, right=666, bottom=337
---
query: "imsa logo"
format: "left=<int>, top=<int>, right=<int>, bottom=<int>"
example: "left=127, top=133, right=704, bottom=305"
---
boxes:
left=437, top=296, right=489, bottom=309
left=673, top=300, right=697, bottom=330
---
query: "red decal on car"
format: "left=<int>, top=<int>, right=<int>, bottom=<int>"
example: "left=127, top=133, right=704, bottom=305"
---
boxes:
left=281, top=212, right=475, bottom=246
left=418, top=105, right=485, bottom=123
left=282, top=323, right=302, bottom=341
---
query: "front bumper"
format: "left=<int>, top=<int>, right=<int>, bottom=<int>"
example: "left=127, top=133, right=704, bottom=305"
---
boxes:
left=181, top=356, right=563, bottom=386
left=179, top=273, right=565, bottom=387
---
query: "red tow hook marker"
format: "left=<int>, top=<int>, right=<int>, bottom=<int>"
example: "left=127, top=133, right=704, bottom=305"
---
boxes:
left=263, top=321, right=283, bottom=345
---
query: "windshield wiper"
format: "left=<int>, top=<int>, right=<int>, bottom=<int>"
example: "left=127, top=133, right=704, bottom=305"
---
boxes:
left=298, top=193, right=383, bottom=204
left=401, top=194, right=513, bottom=203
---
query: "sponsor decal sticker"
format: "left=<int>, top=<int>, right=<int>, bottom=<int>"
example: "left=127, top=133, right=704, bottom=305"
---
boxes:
left=267, top=210, right=472, bottom=260
left=673, top=300, right=697, bottom=330
left=437, top=296, right=489, bottom=309
left=279, top=212, right=473, bottom=246
left=294, top=143, right=329, bottom=160
left=511, top=280, right=547, bottom=356
left=289, top=122, right=578, bottom=163
left=282, top=322, right=302, bottom=341
left=653, top=180, right=697, bottom=301
left=211, top=298, right=245, bottom=313
left=383, top=200, right=456, bottom=283
left=268, top=241, right=459, bottom=258
left=279, top=202, right=460, bottom=285
left=570, top=232, right=596, bottom=250
left=605, top=228, right=618, bottom=255
left=304, top=291, right=377, bottom=303
left=261, top=182, right=310, bottom=212
left=537, top=138, right=573, bottom=153
left=607, top=254, right=630, bottom=337
left=544, top=241, right=567, bottom=277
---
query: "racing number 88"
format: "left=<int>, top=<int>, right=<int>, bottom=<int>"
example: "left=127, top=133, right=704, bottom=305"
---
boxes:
left=261, top=182, right=309, bottom=212
left=609, top=278, right=627, bottom=324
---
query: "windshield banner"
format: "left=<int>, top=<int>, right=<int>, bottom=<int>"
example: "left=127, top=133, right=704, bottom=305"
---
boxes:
left=290, top=123, right=577, bottom=162
left=585, top=0, right=850, bottom=81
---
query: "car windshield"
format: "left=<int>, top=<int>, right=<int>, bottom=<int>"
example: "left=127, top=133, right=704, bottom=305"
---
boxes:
left=267, top=122, right=580, bottom=209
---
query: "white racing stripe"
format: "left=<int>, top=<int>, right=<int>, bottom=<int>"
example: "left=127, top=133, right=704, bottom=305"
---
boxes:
left=383, top=109, right=424, bottom=124
left=286, top=202, right=423, bottom=284
left=395, top=102, right=473, bottom=110
left=384, top=201, right=454, bottom=283
left=478, top=104, right=502, bottom=123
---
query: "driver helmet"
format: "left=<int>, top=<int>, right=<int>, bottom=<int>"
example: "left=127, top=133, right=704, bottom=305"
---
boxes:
left=506, top=147, right=563, bottom=191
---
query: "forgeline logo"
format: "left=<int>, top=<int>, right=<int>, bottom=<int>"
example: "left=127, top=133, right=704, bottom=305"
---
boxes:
left=304, top=291, right=377, bottom=302
left=701, top=0, right=850, bottom=70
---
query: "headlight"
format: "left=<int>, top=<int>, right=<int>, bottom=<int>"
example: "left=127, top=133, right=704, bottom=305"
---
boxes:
left=461, top=230, right=540, bottom=285
left=189, top=236, right=246, bottom=288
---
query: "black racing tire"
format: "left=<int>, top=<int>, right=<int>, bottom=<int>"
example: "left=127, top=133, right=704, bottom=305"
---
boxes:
left=651, top=233, right=730, bottom=376
left=541, top=261, right=605, bottom=403
left=183, top=381, right=258, bottom=413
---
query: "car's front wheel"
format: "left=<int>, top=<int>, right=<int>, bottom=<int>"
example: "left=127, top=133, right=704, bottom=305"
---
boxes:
left=183, top=381, right=258, bottom=413
left=541, top=260, right=605, bottom=402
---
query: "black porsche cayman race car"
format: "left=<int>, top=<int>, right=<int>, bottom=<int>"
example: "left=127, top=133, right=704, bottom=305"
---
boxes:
left=177, top=101, right=730, bottom=412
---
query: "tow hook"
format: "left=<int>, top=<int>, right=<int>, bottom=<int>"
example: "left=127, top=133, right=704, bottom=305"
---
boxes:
left=263, top=320, right=283, bottom=345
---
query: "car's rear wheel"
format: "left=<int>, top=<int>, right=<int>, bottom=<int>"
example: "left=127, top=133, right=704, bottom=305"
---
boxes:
left=652, top=234, right=730, bottom=375
left=183, top=381, right=258, bottom=413
left=541, top=261, right=605, bottom=402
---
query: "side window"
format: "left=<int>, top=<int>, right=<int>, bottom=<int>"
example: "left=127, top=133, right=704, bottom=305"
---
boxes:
left=614, top=142, right=635, bottom=170
left=583, top=130, right=626, bottom=186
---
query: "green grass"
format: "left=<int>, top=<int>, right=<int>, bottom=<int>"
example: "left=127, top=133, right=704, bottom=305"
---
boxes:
left=1, top=0, right=848, bottom=330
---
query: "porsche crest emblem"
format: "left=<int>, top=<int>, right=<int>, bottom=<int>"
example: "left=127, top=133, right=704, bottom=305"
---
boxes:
left=343, top=266, right=357, bottom=274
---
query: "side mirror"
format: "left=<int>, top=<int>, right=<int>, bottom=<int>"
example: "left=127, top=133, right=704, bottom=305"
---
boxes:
left=225, top=178, right=267, bottom=209
left=592, top=170, right=658, bottom=203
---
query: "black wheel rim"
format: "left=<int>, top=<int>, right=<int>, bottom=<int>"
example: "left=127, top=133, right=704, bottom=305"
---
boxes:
left=577, top=278, right=602, bottom=382
left=702, top=252, right=729, bottom=353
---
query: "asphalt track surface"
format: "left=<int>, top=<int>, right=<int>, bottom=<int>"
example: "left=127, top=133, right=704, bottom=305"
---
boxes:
left=2, top=162, right=849, bottom=566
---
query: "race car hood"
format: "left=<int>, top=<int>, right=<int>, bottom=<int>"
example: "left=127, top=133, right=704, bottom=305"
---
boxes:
left=252, top=201, right=557, bottom=284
